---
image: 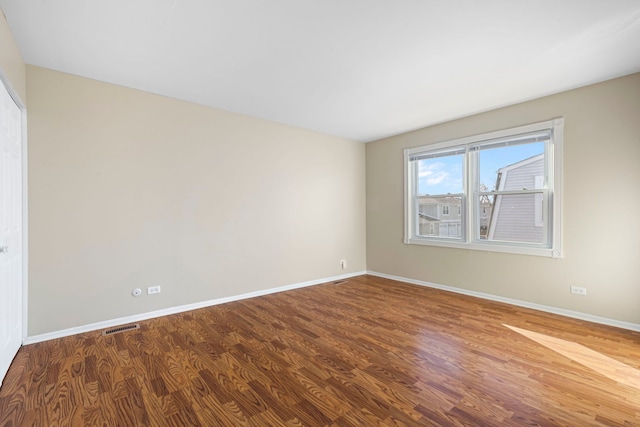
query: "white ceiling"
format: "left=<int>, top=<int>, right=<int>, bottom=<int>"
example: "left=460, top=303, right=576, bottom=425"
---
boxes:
left=2, top=1, right=640, bottom=142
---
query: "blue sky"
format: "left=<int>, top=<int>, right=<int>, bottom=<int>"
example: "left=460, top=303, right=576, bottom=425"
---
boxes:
left=417, top=142, right=543, bottom=195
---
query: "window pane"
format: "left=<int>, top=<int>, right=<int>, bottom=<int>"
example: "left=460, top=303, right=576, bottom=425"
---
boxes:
left=416, top=153, right=463, bottom=196
left=476, top=141, right=546, bottom=245
left=478, top=142, right=544, bottom=192
left=417, top=196, right=462, bottom=238
left=486, top=193, right=546, bottom=244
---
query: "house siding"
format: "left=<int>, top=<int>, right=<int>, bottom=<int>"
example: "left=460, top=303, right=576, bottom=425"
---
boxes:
left=490, top=157, right=544, bottom=243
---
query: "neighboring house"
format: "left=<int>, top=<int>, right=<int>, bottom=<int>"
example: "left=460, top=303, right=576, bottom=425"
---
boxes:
left=417, top=196, right=491, bottom=238
left=487, top=154, right=544, bottom=243
left=418, top=196, right=462, bottom=237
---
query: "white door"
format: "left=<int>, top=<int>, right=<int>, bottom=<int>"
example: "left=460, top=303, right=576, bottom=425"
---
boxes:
left=0, top=78, right=22, bottom=385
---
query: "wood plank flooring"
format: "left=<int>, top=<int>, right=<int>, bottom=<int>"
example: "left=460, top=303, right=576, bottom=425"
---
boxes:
left=1, top=274, right=639, bottom=426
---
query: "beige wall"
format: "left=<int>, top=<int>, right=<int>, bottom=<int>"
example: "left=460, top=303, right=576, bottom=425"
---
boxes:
left=27, top=66, right=366, bottom=335
left=0, top=7, right=25, bottom=103
left=367, top=73, right=640, bottom=325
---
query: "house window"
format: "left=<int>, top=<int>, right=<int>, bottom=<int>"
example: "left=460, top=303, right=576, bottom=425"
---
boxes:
left=411, top=146, right=464, bottom=240
left=404, top=118, right=563, bottom=258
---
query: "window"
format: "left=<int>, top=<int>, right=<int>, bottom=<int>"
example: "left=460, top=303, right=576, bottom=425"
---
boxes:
left=404, top=119, right=563, bottom=257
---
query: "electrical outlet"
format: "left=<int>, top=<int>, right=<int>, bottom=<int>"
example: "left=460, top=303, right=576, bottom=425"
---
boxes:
left=340, top=259, right=347, bottom=269
left=570, top=285, right=587, bottom=296
left=147, top=285, right=161, bottom=295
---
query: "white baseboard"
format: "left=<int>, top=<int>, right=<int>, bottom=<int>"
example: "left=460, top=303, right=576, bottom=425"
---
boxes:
left=367, top=271, right=640, bottom=333
left=23, top=271, right=366, bottom=345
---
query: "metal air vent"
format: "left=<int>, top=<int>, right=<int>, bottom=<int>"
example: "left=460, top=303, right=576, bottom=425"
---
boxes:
left=102, top=323, right=140, bottom=336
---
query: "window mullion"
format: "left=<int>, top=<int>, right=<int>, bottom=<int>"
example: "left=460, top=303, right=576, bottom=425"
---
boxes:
left=467, top=147, right=476, bottom=242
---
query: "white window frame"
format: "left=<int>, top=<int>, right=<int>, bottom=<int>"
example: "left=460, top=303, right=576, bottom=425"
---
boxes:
left=404, top=118, right=563, bottom=258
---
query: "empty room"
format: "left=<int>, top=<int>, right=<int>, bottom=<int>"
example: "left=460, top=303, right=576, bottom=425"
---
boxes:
left=1, top=1, right=639, bottom=426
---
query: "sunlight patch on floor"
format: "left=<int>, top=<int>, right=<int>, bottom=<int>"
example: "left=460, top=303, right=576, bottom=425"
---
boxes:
left=504, top=324, right=640, bottom=391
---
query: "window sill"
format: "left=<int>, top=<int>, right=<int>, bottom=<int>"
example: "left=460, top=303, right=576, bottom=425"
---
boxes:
left=404, top=237, right=563, bottom=258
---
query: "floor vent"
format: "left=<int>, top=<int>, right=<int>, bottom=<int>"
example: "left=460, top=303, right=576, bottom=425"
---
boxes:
left=333, top=280, right=348, bottom=285
left=102, top=323, right=140, bottom=336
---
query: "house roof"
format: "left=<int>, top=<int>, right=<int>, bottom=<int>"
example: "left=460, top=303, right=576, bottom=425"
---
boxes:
left=497, top=154, right=545, bottom=175
left=419, top=213, right=440, bottom=222
left=2, top=1, right=639, bottom=142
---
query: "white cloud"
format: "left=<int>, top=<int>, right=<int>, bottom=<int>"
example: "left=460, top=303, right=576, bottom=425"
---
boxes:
left=426, top=171, right=449, bottom=185
left=419, top=161, right=450, bottom=185
left=417, top=160, right=464, bottom=194
left=419, top=161, right=444, bottom=176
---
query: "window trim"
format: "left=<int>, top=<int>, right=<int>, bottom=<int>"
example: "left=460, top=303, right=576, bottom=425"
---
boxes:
left=404, top=118, right=563, bottom=258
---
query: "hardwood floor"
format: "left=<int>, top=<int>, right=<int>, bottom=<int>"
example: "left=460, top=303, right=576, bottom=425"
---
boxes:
left=1, top=275, right=639, bottom=426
